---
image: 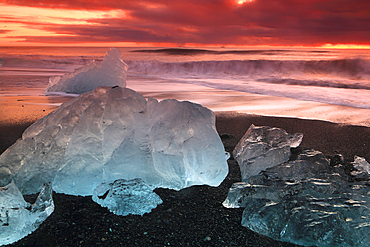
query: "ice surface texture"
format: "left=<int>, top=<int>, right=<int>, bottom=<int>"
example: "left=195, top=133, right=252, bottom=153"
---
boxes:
left=92, top=178, right=163, bottom=216
left=0, top=86, right=228, bottom=199
left=351, top=156, right=370, bottom=179
left=45, top=48, right=127, bottom=94
left=232, top=124, right=303, bottom=180
left=224, top=126, right=370, bottom=246
left=0, top=182, right=54, bottom=246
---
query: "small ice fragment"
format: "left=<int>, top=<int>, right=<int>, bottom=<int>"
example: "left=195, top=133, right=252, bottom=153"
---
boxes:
left=351, top=156, right=370, bottom=177
left=46, top=48, right=128, bottom=94
left=222, top=182, right=254, bottom=208
left=92, top=178, right=163, bottom=216
left=233, top=124, right=303, bottom=180
left=0, top=182, right=54, bottom=246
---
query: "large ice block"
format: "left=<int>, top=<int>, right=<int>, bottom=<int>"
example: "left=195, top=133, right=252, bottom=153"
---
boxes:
left=0, top=182, right=54, bottom=246
left=0, top=86, right=228, bottom=200
left=224, top=148, right=370, bottom=247
left=45, top=48, right=128, bottom=94
left=233, top=124, right=303, bottom=180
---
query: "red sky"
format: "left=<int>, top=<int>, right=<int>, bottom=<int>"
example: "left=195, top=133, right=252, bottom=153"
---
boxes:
left=0, top=0, right=370, bottom=47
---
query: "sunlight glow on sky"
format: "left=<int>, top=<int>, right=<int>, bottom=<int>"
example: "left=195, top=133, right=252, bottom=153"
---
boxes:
left=237, top=0, right=254, bottom=4
left=0, top=3, right=126, bottom=45
left=0, top=0, right=369, bottom=47
left=321, top=44, right=370, bottom=50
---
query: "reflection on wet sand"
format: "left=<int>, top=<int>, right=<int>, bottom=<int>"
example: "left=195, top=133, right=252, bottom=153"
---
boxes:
left=0, top=89, right=75, bottom=125
left=128, top=79, right=370, bottom=127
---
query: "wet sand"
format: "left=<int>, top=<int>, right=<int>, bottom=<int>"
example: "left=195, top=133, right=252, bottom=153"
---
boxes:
left=2, top=111, right=370, bottom=247
left=128, top=78, right=370, bottom=127
left=0, top=90, right=73, bottom=126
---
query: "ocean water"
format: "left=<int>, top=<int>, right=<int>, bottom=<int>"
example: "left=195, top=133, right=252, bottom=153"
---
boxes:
left=1, top=46, right=370, bottom=126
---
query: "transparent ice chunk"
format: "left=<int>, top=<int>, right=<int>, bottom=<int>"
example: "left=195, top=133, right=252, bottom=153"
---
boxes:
left=46, top=47, right=128, bottom=94
left=92, top=178, right=163, bottom=216
left=0, top=182, right=54, bottom=246
left=224, top=148, right=370, bottom=247
left=351, top=155, right=370, bottom=178
left=232, top=124, right=303, bottom=180
left=0, top=86, right=228, bottom=207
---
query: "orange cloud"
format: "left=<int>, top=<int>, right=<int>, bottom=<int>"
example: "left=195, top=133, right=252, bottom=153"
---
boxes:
left=0, top=0, right=369, bottom=47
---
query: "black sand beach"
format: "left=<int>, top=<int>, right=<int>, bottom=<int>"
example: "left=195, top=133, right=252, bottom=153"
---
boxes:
left=2, top=112, right=370, bottom=247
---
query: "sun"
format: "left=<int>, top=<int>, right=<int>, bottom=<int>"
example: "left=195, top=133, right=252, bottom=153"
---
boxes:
left=236, top=0, right=254, bottom=4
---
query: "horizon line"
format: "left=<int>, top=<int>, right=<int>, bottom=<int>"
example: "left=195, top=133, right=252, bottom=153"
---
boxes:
left=1, top=43, right=370, bottom=50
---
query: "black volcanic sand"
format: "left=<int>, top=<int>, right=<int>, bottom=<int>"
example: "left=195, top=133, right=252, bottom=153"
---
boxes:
left=2, top=112, right=370, bottom=247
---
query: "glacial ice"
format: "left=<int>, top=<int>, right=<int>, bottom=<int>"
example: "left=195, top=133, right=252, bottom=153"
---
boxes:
left=351, top=156, right=370, bottom=178
left=232, top=124, right=303, bottom=180
left=224, top=141, right=370, bottom=246
left=92, top=178, right=163, bottom=216
left=0, top=182, right=54, bottom=246
left=0, top=86, right=228, bottom=200
left=45, top=48, right=128, bottom=94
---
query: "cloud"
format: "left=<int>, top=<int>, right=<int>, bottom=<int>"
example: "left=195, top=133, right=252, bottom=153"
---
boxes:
left=0, top=29, right=11, bottom=34
left=35, top=24, right=174, bottom=43
left=1, top=0, right=370, bottom=46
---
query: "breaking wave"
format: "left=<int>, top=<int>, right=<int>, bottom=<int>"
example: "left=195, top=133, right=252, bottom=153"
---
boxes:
left=0, top=55, right=95, bottom=72
left=126, top=58, right=370, bottom=90
left=2, top=52, right=369, bottom=90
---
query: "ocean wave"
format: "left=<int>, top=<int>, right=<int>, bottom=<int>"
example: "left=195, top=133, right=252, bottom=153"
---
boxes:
left=127, top=59, right=370, bottom=80
left=2, top=53, right=368, bottom=82
left=0, top=54, right=95, bottom=71
left=256, top=77, right=370, bottom=90
left=2, top=52, right=369, bottom=93
left=171, top=78, right=370, bottom=109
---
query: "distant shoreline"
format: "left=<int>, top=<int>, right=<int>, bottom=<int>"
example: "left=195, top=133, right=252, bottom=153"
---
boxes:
left=130, top=47, right=301, bottom=55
